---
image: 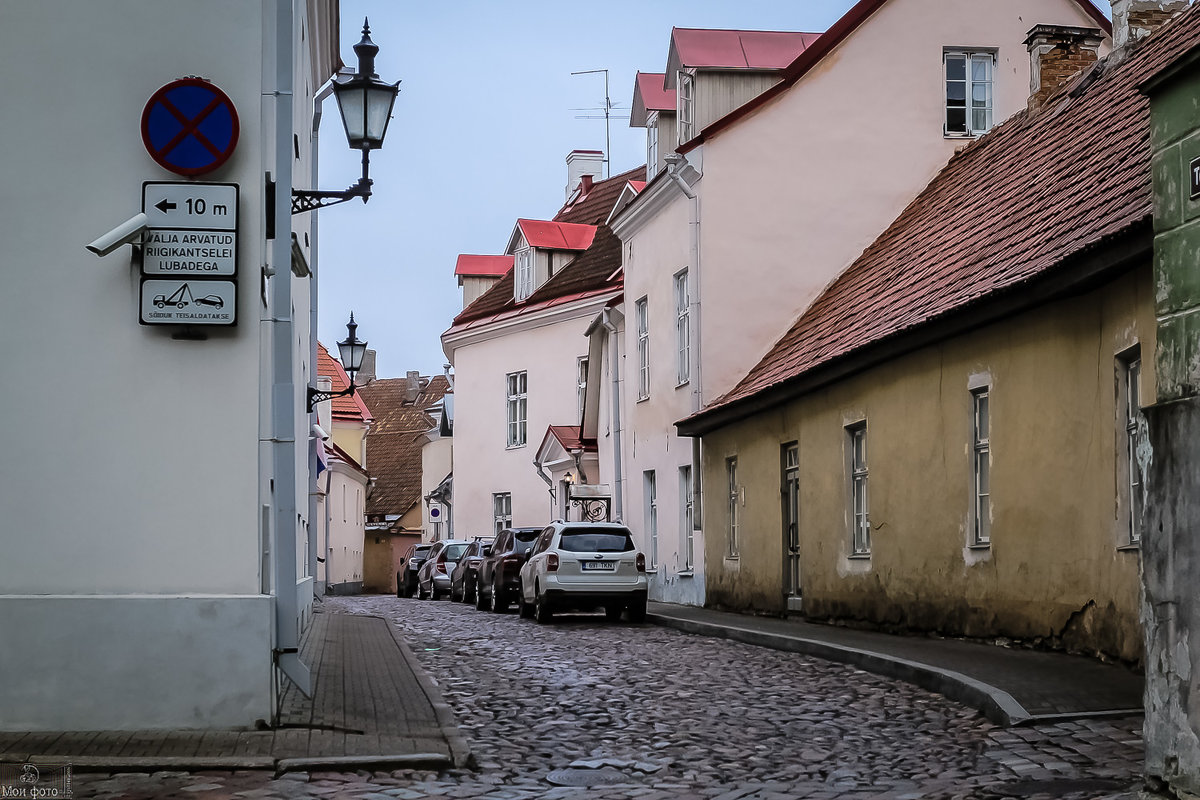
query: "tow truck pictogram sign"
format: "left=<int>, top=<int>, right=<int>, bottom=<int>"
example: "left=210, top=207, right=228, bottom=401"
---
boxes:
left=140, top=279, right=236, bottom=326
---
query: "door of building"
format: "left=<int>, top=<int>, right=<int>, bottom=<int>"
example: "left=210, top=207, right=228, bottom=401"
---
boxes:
left=783, top=443, right=802, bottom=611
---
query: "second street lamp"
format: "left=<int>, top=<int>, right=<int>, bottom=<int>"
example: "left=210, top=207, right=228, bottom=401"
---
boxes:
left=308, top=314, right=367, bottom=412
left=292, top=19, right=400, bottom=214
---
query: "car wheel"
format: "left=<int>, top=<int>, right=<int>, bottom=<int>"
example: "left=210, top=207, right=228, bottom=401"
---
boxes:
left=449, top=583, right=461, bottom=602
left=604, top=605, right=623, bottom=622
left=418, top=581, right=430, bottom=600
left=464, top=576, right=476, bottom=604
left=534, top=585, right=553, bottom=624
left=627, top=596, right=647, bottom=623
left=475, top=581, right=489, bottom=611
left=518, top=583, right=534, bottom=619
left=491, top=578, right=508, bottom=613
left=396, top=573, right=404, bottom=599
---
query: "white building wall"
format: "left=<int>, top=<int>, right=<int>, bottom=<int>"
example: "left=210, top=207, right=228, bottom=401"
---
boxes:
left=447, top=301, right=610, bottom=538
left=422, top=435, right=454, bottom=540
left=0, top=0, right=326, bottom=730
left=325, top=463, right=367, bottom=593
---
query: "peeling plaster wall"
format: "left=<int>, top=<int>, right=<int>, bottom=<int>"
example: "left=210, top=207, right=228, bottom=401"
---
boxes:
left=1142, top=398, right=1200, bottom=796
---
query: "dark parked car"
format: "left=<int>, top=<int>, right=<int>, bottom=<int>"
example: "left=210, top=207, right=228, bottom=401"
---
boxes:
left=476, top=527, right=542, bottom=612
left=397, top=542, right=433, bottom=598
left=449, top=539, right=493, bottom=603
left=416, top=539, right=472, bottom=600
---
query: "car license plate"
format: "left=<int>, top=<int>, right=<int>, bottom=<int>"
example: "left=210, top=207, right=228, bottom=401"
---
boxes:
left=582, top=561, right=615, bottom=571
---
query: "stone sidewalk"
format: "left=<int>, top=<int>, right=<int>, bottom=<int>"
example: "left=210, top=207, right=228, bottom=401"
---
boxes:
left=647, top=602, right=1144, bottom=726
left=0, top=610, right=469, bottom=773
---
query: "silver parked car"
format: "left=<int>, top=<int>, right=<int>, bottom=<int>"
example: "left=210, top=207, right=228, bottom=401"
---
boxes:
left=416, top=539, right=472, bottom=600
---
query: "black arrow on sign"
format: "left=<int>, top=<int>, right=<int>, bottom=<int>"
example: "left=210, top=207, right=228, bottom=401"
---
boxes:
left=154, top=199, right=177, bottom=213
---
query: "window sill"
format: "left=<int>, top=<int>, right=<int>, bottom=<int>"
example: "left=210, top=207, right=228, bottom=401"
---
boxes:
left=645, top=568, right=659, bottom=575
left=637, top=395, right=650, bottom=403
left=675, top=380, right=690, bottom=390
left=968, top=543, right=991, bottom=551
left=677, top=570, right=694, bottom=578
left=505, top=444, right=527, bottom=450
left=848, top=553, right=871, bottom=560
left=1117, top=543, right=1142, bottom=553
left=724, top=555, right=739, bottom=562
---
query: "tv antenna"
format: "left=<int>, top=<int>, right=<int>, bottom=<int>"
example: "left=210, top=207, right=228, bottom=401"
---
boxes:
left=570, top=68, right=629, bottom=179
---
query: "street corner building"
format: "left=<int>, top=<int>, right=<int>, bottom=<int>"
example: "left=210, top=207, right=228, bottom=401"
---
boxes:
left=0, top=1, right=342, bottom=730
left=679, top=2, right=1200, bottom=670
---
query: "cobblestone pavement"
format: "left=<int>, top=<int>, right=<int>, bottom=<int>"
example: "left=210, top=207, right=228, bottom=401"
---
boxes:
left=72, top=595, right=1144, bottom=799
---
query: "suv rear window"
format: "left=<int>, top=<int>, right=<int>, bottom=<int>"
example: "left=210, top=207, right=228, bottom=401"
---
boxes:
left=559, top=530, right=635, bottom=553
left=443, top=544, right=469, bottom=561
left=514, top=529, right=541, bottom=542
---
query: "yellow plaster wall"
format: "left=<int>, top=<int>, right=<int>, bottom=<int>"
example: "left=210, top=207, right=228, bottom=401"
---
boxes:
left=702, top=267, right=1153, bottom=663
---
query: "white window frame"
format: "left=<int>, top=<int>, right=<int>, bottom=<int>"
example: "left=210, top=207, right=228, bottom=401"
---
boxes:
left=576, top=356, right=588, bottom=423
left=944, top=50, right=995, bottom=137
left=492, top=492, right=512, bottom=536
left=674, top=269, right=690, bottom=386
left=506, top=371, right=527, bottom=448
left=727, top=456, right=739, bottom=558
left=515, top=248, right=534, bottom=301
left=644, top=470, right=658, bottom=568
left=636, top=297, right=650, bottom=400
left=971, top=388, right=991, bottom=547
left=848, top=422, right=870, bottom=557
left=1119, top=351, right=1143, bottom=547
left=678, top=71, right=695, bottom=144
left=680, top=465, right=694, bottom=570
left=646, top=112, right=659, bottom=181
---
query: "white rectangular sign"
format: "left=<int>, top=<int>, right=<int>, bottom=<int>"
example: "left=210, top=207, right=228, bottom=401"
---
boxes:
left=142, top=229, right=237, bottom=275
left=140, top=279, right=237, bottom=326
left=143, top=182, right=238, bottom=230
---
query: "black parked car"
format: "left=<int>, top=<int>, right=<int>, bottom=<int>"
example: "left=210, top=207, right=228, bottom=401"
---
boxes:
left=397, top=542, right=432, bottom=598
left=476, top=527, right=542, bottom=612
left=449, top=539, right=493, bottom=603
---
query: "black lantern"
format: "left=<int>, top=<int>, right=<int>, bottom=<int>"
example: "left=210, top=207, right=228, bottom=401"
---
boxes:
left=292, top=19, right=400, bottom=214
left=308, top=314, right=368, bottom=412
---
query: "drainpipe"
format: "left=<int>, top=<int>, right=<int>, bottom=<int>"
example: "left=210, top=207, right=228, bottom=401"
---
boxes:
left=534, top=459, right=556, bottom=518
left=601, top=308, right=625, bottom=522
left=266, top=0, right=309, bottom=697
left=664, top=152, right=703, bottom=526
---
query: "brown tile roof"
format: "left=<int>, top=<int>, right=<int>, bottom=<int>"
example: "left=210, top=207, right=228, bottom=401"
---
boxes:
left=358, top=375, right=450, bottom=518
left=449, top=165, right=645, bottom=328
left=317, top=342, right=372, bottom=422
left=680, top=8, right=1199, bottom=436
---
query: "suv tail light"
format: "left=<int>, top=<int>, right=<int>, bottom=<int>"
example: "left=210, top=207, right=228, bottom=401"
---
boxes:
left=636, top=553, right=646, bottom=572
left=547, top=553, right=559, bottom=572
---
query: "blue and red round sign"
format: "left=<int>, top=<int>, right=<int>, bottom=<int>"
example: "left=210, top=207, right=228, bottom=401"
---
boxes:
left=141, top=78, right=239, bottom=176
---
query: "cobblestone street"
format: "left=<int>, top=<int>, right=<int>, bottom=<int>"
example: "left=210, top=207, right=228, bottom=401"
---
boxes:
left=74, top=596, right=1144, bottom=799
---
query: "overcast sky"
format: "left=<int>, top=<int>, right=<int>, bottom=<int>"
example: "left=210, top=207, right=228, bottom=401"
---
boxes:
left=315, top=0, right=1111, bottom=379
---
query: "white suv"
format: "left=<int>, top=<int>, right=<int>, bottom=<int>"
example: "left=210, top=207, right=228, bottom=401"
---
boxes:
left=517, top=522, right=648, bottom=624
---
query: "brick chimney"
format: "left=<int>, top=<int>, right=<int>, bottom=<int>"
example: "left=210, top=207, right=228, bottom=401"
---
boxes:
left=1025, top=25, right=1104, bottom=110
left=565, top=150, right=603, bottom=201
left=1111, top=0, right=1190, bottom=50
left=404, top=370, right=421, bottom=404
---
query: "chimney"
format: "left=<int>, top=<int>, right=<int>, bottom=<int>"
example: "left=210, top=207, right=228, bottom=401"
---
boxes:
left=1110, top=0, right=1189, bottom=50
left=404, top=370, right=421, bottom=404
left=565, top=150, right=604, bottom=201
left=1025, top=25, right=1104, bottom=110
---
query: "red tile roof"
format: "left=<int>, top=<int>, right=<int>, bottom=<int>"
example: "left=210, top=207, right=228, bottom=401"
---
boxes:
left=317, top=342, right=372, bottom=422
left=516, top=219, right=597, bottom=251
left=669, top=28, right=821, bottom=71
left=358, top=375, right=450, bottom=518
left=450, top=166, right=645, bottom=328
left=680, top=0, right=1112, bottom=154
left=680, top=7, right=1197, bottom=436
left=628, top=181, right=646, bottom=192
left=455, top=254, right=513, bottom=278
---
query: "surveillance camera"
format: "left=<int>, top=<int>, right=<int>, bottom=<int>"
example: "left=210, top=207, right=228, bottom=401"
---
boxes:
left=86, top=212, right=150, bottom=257
left=311, top=423, right=330, bottom=441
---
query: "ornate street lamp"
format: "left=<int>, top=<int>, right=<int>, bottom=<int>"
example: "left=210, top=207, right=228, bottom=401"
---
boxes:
left=308, top=313, right=367, bottom=412
left=292, top=19, right=400, bottom=214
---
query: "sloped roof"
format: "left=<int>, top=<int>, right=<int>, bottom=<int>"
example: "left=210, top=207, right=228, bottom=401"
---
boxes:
left=455, top=254, right=513, bottom=278
left=358, top=374, right=450, bottom=517
left=667, top=28, right=821, bottom=73
left=681, top=0, right=1111, bottom=153
left=679, top=7, right=1195, bottom=436
left=631, top=72, right=675, bottom=127
left=317, top=342, right=372, bottom=422
left=515, top=219, right=597, bottom=251
left=548, top=425, right=597, bottom=453
left=450, top=166, right=645, bottom=328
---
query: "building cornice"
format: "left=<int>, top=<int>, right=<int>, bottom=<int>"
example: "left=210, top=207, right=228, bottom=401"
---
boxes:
left=442, top=289, right=620, bottom=358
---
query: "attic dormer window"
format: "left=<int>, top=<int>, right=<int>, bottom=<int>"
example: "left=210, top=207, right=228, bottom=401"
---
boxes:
left=678, top=71, right=695, bottom=144
left=646, top=112, right=659, bottom=180
left=515, top=248, right=534, bottom=301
